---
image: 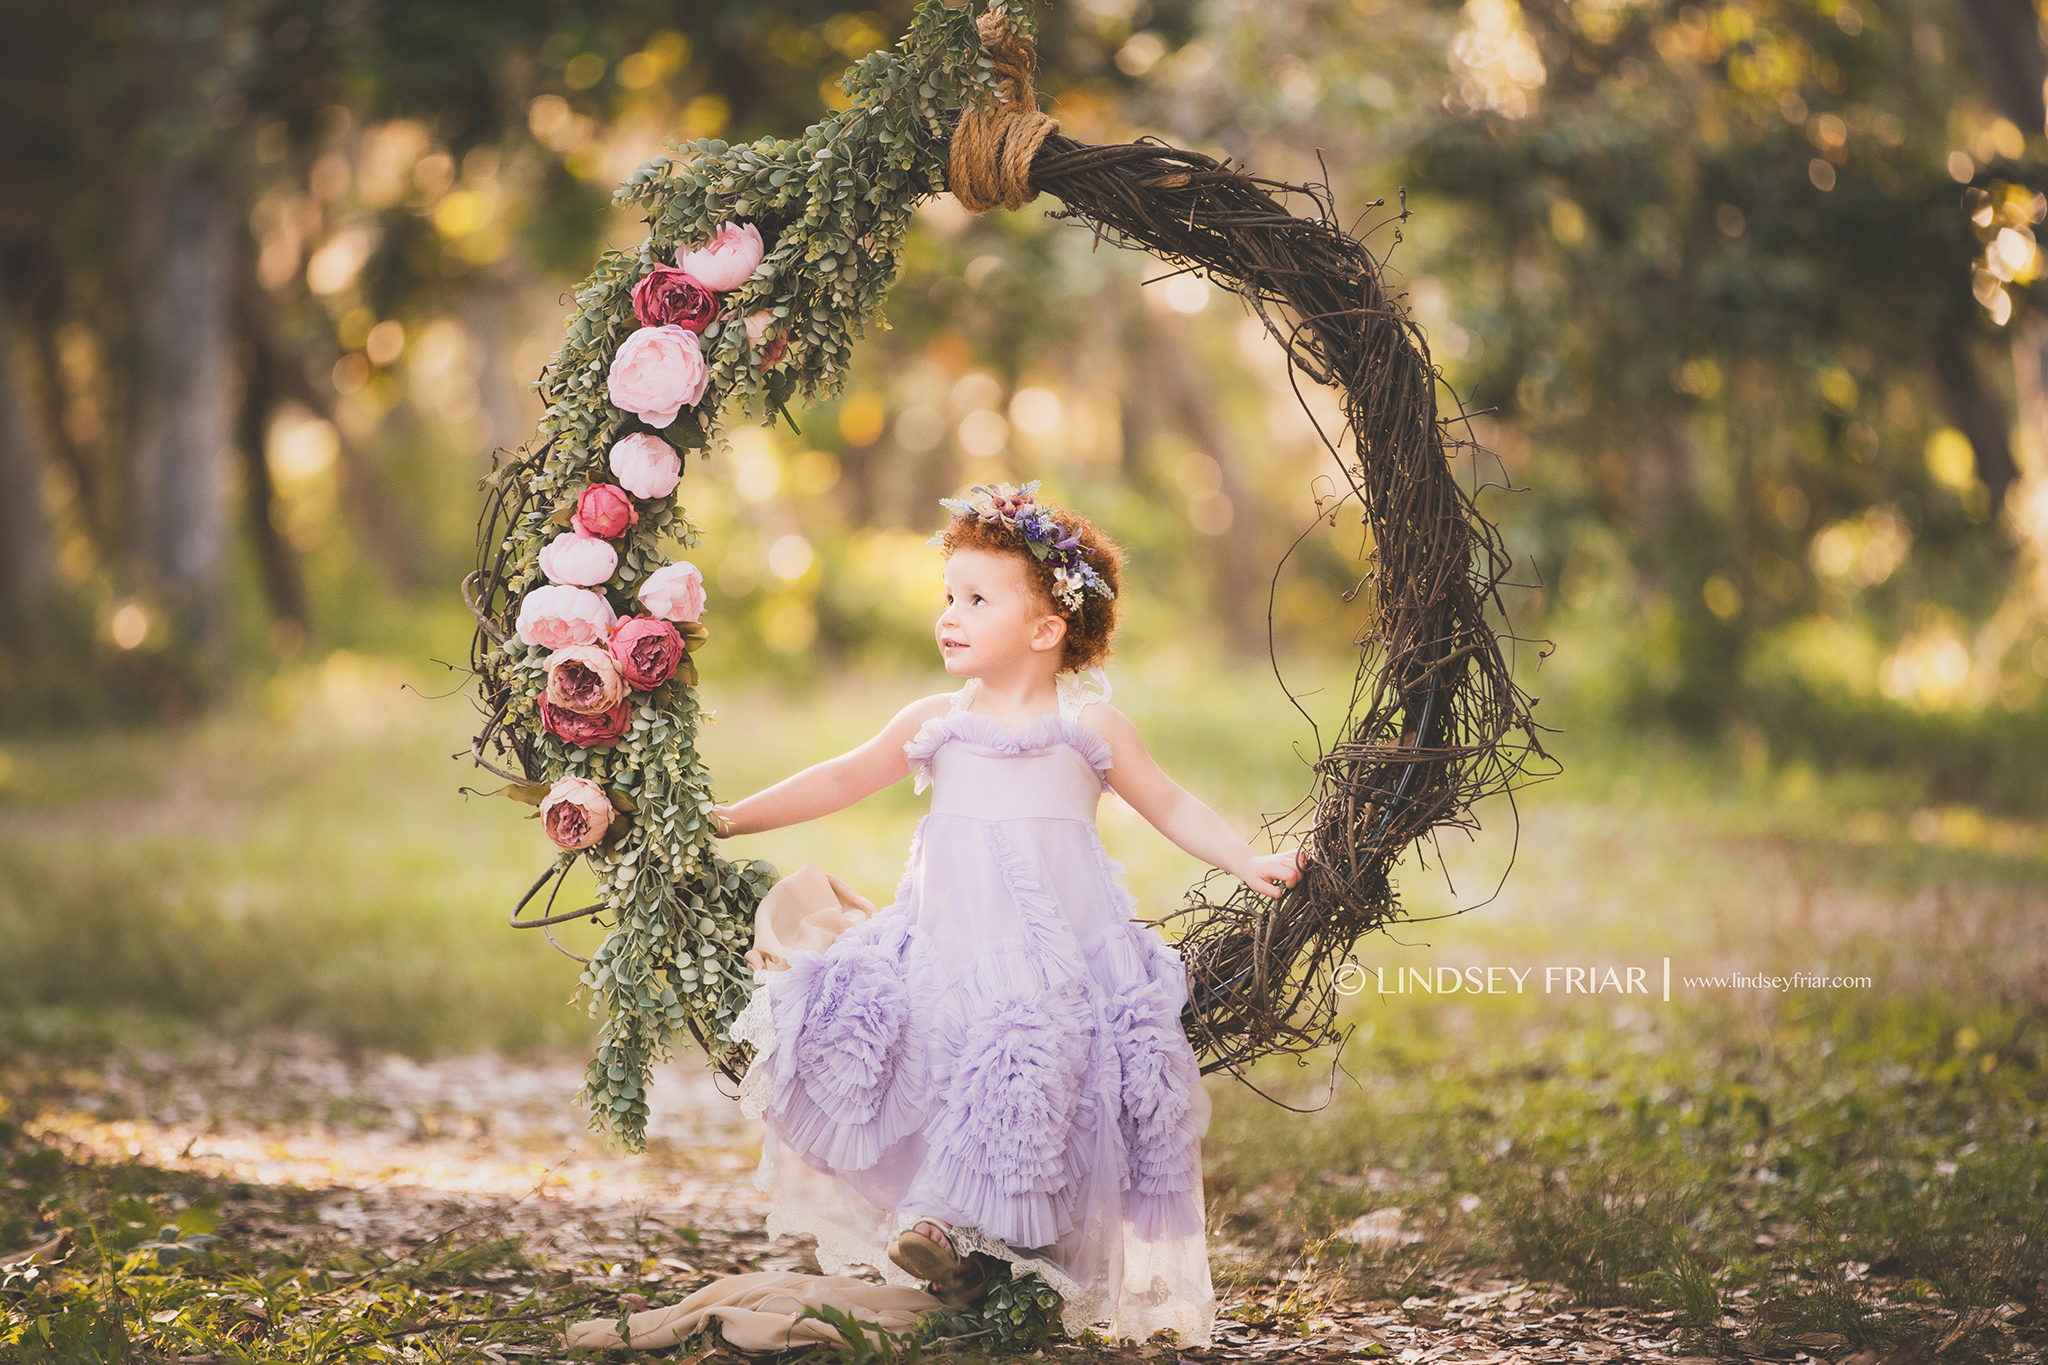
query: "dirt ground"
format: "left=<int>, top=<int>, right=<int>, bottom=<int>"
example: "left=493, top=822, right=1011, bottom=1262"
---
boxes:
left=9, top=1036, right=2010, bottom=1364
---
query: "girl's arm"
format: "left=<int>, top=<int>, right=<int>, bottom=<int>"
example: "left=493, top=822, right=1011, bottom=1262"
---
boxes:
left=1085, top=703, right=1303, bottom=899
left=711, top=693, right=954, bottom=837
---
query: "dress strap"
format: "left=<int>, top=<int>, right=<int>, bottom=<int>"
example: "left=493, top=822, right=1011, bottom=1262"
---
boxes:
left=949, top=676, right=981, bottom=711
left=1056, top=667, right=1112, bottom=723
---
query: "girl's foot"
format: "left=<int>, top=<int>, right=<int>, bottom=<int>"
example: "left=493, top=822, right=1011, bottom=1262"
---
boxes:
left=888, top=1217, right=961, bottom=1283
left=888, top=1217, right=990, bottom=1307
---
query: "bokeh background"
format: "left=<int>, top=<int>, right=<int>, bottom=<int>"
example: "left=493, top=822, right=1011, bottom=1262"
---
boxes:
left=2, top=0, right=2045, bottom=1345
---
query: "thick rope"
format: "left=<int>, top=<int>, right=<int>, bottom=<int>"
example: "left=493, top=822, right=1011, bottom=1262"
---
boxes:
left=947, top=11, right=1060, bottom=212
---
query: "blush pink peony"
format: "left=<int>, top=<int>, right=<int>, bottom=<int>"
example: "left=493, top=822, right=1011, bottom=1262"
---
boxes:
left=543, top=644, right=630, bottom=715
left=606, top=325, right=709, bottom=429
left=516, top=584, right=617, bottom=649
left=680, top=222, right=765, bottom=292
left=572, top=483, right=638, bottom=539
left=538, top=531, right=618, bottom=587
left=608, top=433, right=682, bottom=499
left=637, top=562, right=706, bottom=623
left=539, top=776, right=614, bottom=850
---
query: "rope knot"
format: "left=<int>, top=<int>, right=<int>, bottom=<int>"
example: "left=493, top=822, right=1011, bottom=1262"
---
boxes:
left=947, top=11, right=1059, bottom=213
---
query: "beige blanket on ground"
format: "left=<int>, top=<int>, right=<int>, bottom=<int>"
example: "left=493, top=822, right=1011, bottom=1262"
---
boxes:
left=566, top=1270, right=944, bottom=1352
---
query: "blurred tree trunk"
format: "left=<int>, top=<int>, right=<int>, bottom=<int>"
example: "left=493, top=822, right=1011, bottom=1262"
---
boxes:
left=24, top=265, right=109, bottom=551
left=2013, top=309, right=2048, bottom=461
left=1932, top=324, right=2023, bottom=510
left=1113, top=292, right=1161, bottom=490
left=0, top=268, right=53, bottom=649
left=1953, top=0, right=2047, bottom=136
left=464, top=282, right=531, bottom=476
left=913, top=430, right=958, bottom=531
left=129, top=163, right=235, bottom=685
left=233, top=305, right=306, bottom=631
left=237, top=279, right=418, bottom=592
left=1627, top=406, right=1701, bottom=595
left=1139, top=307, right=1266, bottom=654
left=1948, top=0, right=2039, bottom=510
left=1728, top=358, right=1768, bottom=625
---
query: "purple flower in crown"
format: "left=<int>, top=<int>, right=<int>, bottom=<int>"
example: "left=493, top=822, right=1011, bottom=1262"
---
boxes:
left=928, top=479, right=1116, bottom=613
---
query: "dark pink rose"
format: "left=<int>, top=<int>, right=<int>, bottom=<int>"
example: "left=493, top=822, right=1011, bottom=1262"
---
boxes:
left=608, top=615, right=685, bottom=690
left=540, top=697, right=631, bottom=749
left=632, top=266, right=718, bottom=332
left=572, top=482, right=639, bottom=539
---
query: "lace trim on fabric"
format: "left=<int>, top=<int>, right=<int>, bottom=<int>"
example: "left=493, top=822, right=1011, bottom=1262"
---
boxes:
left=943, top=1223, right=1214, bottom=1349
left=733, top=969, right=776, bottom=1120
left=946, top=1224, right=1112, bottom=1340
left=756, top=1142, right=928, bottom=1293
left=1055, top=667, right=1113, bottom=723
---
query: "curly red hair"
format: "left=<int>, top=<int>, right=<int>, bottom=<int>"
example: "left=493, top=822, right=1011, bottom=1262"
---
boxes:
left=937, top=501, right=1125, bottom=672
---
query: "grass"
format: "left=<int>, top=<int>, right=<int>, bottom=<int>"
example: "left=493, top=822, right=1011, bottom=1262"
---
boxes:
left=0, top=648, right=1350, bottom=1058
left=1195, top=731, right=2048, bottom=1358
left=2, top=641, right=2046, bottom=1360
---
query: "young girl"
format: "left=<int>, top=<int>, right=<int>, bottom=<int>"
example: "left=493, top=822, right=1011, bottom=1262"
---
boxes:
left=709, top=481, right=1301, bottom=1347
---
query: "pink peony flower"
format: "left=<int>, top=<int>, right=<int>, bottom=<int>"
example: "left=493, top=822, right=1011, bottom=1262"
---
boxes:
left=572, top=483, right=639, bottom=539
left=607, top=325, right=709, bottom=429
left=631, top=265, right=718, bottom=332
left=539, top=776, right=614, bottom=850
left=516, top=584, right=616, bottom=650
left=538, top=531, right=618, bottom=587
left=608, top=433, right=682, bottom=499
left=543, top=644, right=630, bottom=715
left=680, top=222, right=765, bottom=292
left=637, top=561, right=706, bottom=623
left=540, top=697, right=631, bottom=749
left=607, top=615, right=685, bottom=690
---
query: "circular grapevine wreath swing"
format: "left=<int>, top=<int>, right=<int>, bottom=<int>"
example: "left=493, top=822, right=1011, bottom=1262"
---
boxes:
left=464, top=1, right=1554, bottom=1151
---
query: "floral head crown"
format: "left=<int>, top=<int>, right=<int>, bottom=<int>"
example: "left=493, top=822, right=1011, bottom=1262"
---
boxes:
left=926, top=480, right=1117, bottom=614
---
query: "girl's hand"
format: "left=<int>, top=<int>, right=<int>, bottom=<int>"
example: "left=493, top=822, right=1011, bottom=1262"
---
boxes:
left=1236, top=847, right=1304, bottom=899
left=709, top=804, right=738, bottom=838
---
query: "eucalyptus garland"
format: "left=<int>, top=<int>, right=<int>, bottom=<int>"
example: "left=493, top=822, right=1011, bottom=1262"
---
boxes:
left=464, top=0, right=1032, bottom=1151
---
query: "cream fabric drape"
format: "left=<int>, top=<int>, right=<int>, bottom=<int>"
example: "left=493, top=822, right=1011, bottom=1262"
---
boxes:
left=741, top=861, right=878, bottom=974
left=566, top=1270, right=945, bottom=1352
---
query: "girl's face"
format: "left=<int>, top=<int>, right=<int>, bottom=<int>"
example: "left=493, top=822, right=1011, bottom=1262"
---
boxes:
left=936, top=547, right=1065, bottom=678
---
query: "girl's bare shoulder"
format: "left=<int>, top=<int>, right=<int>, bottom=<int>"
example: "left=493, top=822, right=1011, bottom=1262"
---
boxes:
left=1076, top=698, right=1142, bottom=746
left=888, top=688, right=963, bottom=735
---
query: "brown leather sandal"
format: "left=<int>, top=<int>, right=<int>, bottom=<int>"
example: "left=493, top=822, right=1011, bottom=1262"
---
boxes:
left=888, top=1218, right=991, bottom=1309
left=888, top=1218, right=962, bottom=1282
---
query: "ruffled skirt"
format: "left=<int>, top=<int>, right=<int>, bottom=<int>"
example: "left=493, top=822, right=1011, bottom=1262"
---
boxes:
left=736, top=814, right=1216, bottom=1346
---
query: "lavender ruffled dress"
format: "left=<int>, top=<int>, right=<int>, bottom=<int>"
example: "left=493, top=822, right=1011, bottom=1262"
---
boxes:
left=729, top=670, right=1216, bottom=1346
